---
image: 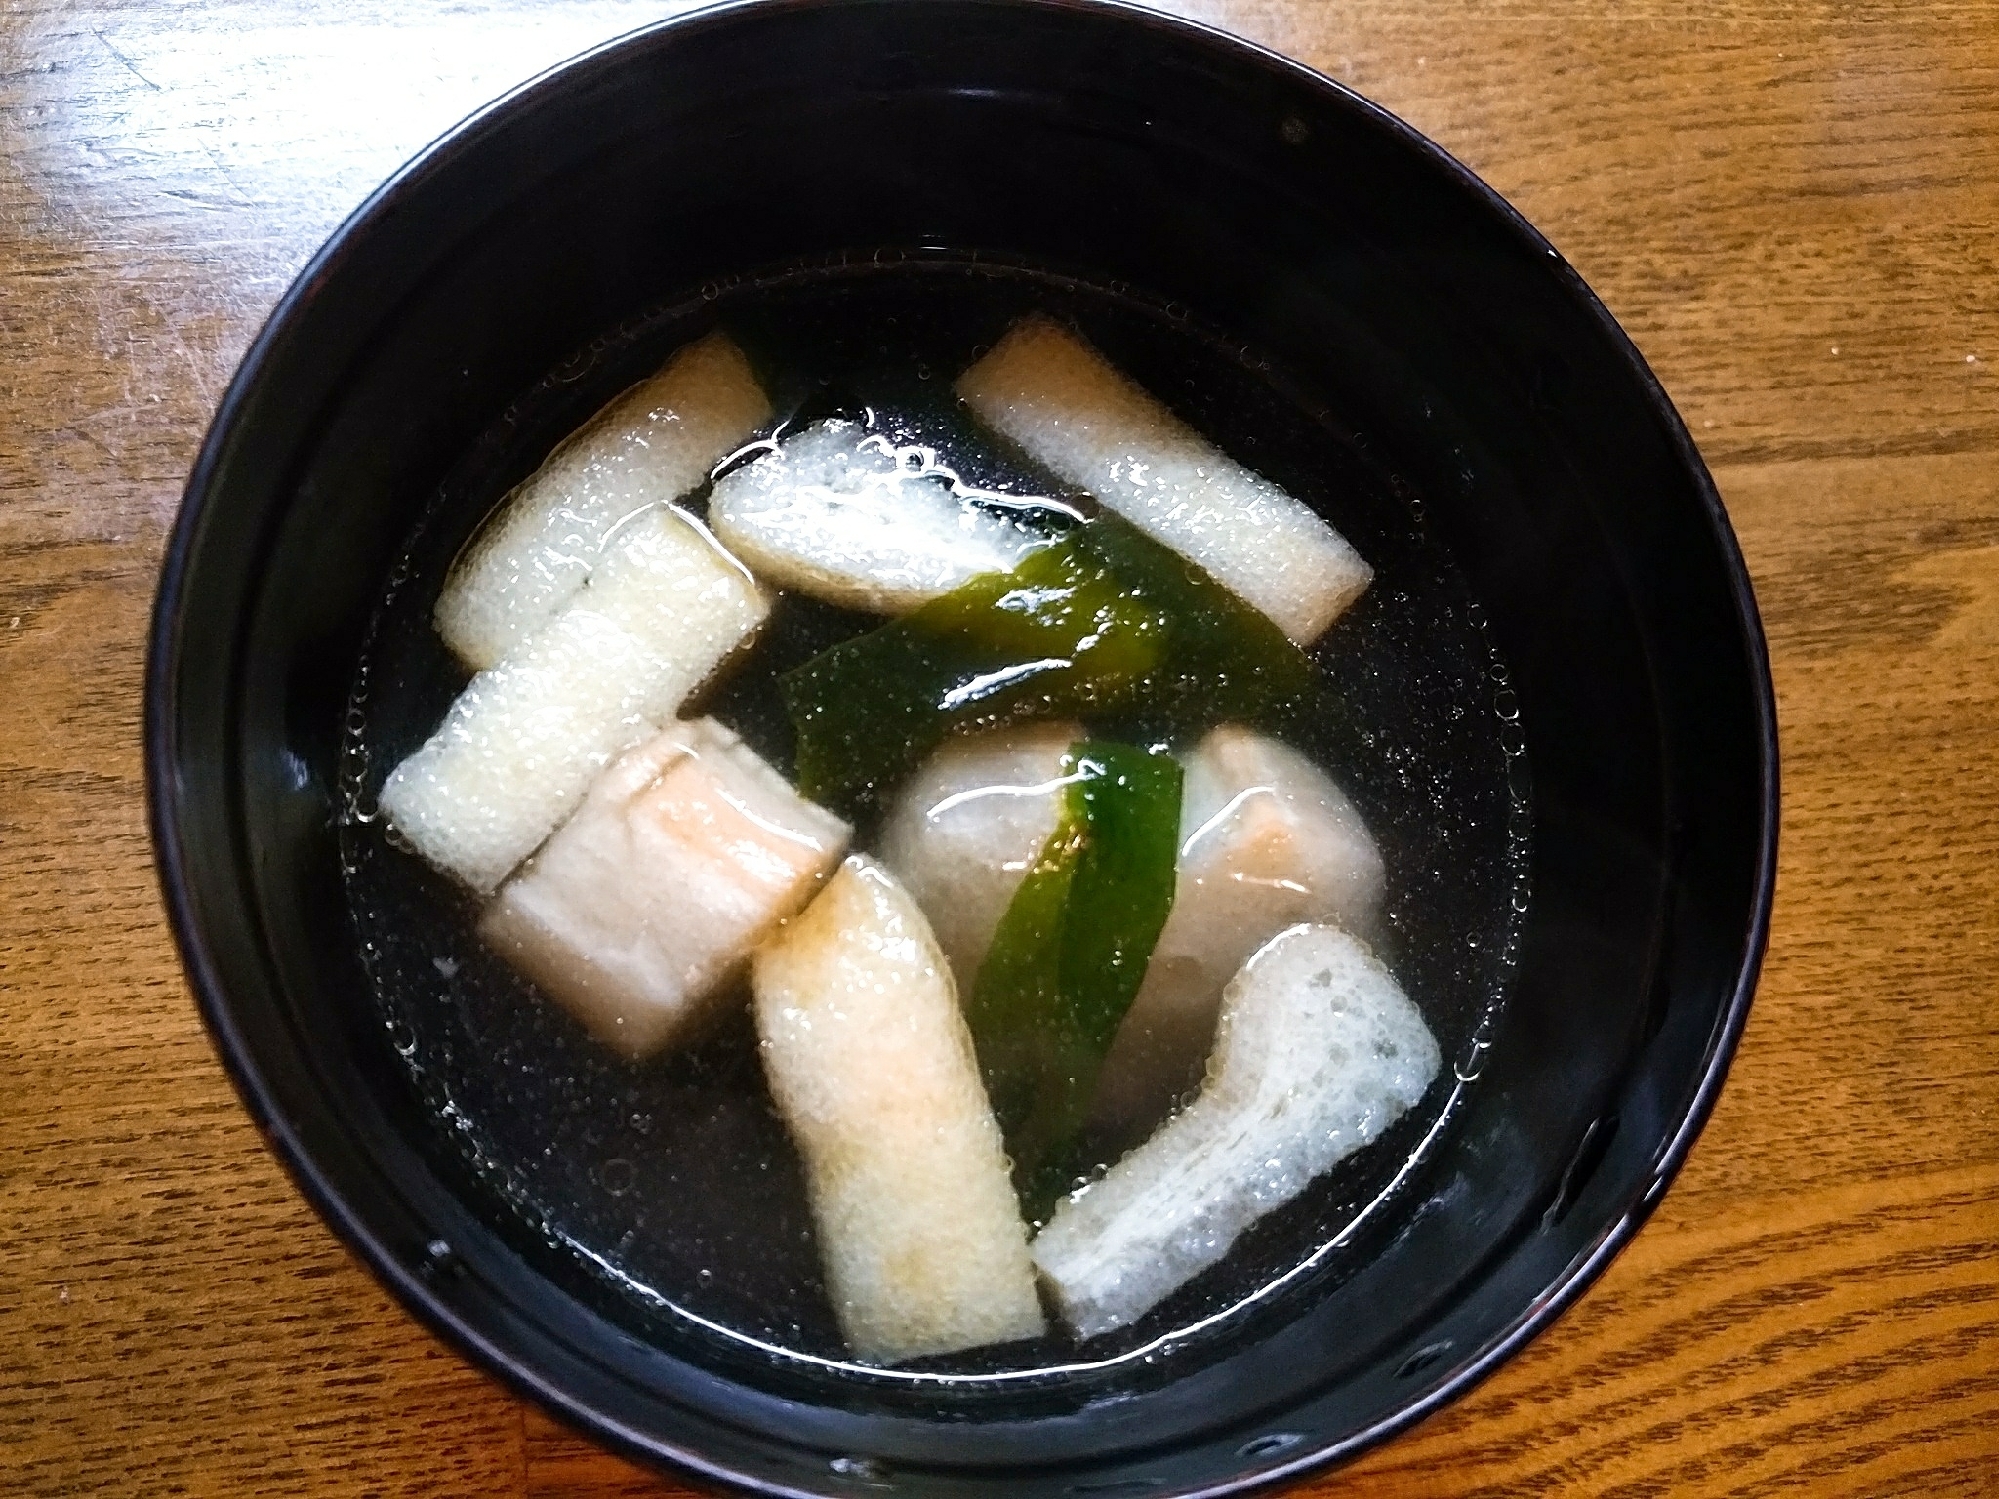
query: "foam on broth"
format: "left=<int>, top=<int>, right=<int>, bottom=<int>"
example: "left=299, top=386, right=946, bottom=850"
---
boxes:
left=338, top=257, right=1530, bottom=1390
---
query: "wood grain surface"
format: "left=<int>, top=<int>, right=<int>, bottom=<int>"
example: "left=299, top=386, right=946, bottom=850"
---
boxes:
left=3, top=1, right=1996, bottom=1494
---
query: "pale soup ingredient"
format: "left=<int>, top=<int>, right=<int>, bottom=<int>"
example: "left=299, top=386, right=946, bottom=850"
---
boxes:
left=752, top=856, right=1046, bottom=1363
left=1031, top=923, right=1440, bottom=1338
left=1088, top=724, right=1385, bottom=1142
left=881, top=722, right=1384, bottom=1139
left=956, top=314, right=1371, bottom=646
left=876, top=720, right=1084, bottom=996
left=379, top=505, right=769, bottom=892
left=708, top=417, right=1051, bottom=613
left=435, top=331, right=770, bottom=670
left=480, top=718, right=849, bottom=1059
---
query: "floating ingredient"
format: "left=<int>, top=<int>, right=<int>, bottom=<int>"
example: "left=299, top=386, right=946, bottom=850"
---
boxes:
left=1031, top=924, right=1440, bottom=1339
left=380, top=506, right=769, bottom=892
left=708, top=417, right=1056, bottom=613
left=781, top=514, right=1314, bottom=817
left=877, top=721, right=1080, bottom=997
left=1089, top=724, right=1385, bottom=1145
left=480, top=718, right=849, bottom=1059
left=883, top=723, right=1386, bottom=1147
left=436, top=331, right=770, bottom=670
left=957, top=314, right=1371, bottom=646
left=752, top=857, right=1046, bottom=1363
left=965, top=741, right=1182, bottom=1219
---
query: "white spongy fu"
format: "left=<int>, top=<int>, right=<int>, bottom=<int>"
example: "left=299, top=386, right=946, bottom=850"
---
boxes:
left=379, top=507, right=769, bottom=893
left=875, top=722, right=1082, bottom=995
left=1090, top=725, right=1385, bottom=1143
left=1032, top=924, right=1439, bottom=1340
left=480, top=719, right=849, bottom=1058
left=956, top=315, right=1371, bottom=646
left=753, top=856, right=1046, bottom=1364
left=435, top=331, right=770, bottom=670
left=709, top=418, right=1049, bottom=613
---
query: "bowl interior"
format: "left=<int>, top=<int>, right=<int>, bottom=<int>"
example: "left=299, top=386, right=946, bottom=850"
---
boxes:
left=150, top=2, right=1774, bottom=1493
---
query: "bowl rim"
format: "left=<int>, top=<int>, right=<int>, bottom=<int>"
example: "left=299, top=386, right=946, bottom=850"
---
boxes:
left=145, top=0, right=1780, bottom=1492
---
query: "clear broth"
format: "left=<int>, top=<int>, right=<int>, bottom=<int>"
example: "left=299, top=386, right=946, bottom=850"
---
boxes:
left=339, top=257, right=1530, bottom=1389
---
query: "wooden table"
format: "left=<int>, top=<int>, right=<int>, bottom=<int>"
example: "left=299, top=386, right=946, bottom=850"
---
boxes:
left=4, top=1, right=1995, bottom=1493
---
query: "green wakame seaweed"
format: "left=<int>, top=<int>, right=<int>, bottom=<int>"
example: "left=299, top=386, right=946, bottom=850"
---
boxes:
left=778, top=514, right=1314, bottom=818
left=965, top=740, right=1182, bottom=1221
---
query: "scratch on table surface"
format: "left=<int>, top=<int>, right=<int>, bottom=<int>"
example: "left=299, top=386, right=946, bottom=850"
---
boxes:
left=88, top=27, right=162, bottom=94
left=172, top=335, right=216, bottom=413
left=54, top=424, right=121, bottom=468
left=158, top=187, right=238, bottom=214
left=198, top=143, right=258, bottom=209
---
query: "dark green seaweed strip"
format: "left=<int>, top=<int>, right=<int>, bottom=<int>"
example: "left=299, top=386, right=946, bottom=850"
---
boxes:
left=965, top=740, right=1182, bottom=1221
left=779, top=514, right=1313, bottom=818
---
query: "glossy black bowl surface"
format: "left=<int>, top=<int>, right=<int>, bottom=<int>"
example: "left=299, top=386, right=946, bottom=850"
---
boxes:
left=146, top=1, right=1777, bottom=1494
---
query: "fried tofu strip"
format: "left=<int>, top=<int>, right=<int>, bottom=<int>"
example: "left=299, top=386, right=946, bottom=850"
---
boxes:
left=753, top=857, right=1046, bottom=1363
left=480, top=719, right=849, bottom=1058
left=436, top=332, right=770, bottom=669
left=380, top=506, right=769, bottom=892
left=1032, top=924, right=1439, bottom=1338
left=956, top=315, right=1370, bottom=646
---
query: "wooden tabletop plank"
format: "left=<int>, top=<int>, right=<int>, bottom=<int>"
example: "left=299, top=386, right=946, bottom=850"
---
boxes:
left=3, top=2, right=1995, bottom=1495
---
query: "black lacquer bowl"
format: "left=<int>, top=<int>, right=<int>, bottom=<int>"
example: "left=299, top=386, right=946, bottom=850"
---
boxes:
left=145, top=2, right=1777, bottom=1494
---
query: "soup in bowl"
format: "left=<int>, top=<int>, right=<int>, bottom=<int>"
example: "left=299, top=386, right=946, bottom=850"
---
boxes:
left=147, top=2, right=1776, bottom=1493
